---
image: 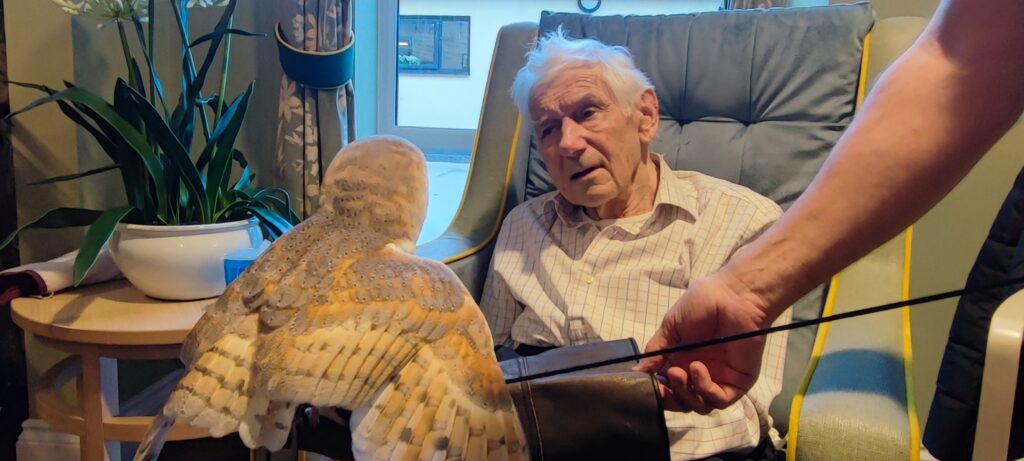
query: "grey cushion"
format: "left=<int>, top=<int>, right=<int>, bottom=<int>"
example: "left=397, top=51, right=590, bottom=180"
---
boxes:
left=526, top=4, right=874, bottom=209
left=521, top=4, right=875, bottom=435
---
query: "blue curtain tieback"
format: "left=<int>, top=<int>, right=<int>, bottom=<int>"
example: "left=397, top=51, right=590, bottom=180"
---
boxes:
left=275, top=23, right=355, bottom=90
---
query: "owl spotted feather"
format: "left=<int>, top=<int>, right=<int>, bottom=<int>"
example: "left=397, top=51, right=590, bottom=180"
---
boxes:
left=134, top=135, right=527, bottom=461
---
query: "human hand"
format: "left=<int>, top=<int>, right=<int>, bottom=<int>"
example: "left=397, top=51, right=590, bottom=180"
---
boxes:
left=634, top=273, right=770, bottom=413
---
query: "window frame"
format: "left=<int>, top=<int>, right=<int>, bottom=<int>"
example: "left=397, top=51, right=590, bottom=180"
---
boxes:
left=398, top=15, right=471, bottom=75
left=377, top=0, right=475, bottom=156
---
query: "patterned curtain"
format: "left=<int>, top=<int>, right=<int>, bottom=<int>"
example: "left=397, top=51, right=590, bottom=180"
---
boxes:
left=726, top=0, right=791, bottom=8
left=275, top=0, right=355, bottom=218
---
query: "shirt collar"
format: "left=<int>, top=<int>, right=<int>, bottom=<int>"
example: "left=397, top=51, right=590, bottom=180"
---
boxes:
left=545, top=153, right=698, bottom=228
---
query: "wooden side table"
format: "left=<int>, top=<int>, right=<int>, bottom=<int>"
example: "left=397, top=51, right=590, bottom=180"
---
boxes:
left=11, top=280, right=213, bottom=461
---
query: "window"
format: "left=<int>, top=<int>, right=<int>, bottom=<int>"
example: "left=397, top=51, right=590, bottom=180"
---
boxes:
left=398, top=16, right=470, bottom=75
left=378, top=0, right=724, bottom=244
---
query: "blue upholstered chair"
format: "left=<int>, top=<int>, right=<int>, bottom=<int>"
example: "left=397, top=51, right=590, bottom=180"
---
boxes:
left=418, top=4, right=929, bottom=459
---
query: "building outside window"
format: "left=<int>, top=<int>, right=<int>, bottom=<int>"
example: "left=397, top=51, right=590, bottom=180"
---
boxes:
left=399, top=15, right=470, bottom=75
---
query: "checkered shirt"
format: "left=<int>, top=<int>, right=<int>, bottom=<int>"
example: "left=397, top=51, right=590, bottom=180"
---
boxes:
left=482, top=154, right=791, bottom=459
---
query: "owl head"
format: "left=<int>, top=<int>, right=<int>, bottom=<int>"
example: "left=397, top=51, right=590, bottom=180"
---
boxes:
left=320, top=135, right=429, bottom=245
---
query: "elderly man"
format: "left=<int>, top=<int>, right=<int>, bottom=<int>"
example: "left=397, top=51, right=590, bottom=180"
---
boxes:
left=481, top=31, right=791, bottom=460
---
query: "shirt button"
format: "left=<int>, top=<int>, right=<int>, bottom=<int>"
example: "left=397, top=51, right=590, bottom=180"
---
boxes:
left=586, top=276, right=595, bottom=284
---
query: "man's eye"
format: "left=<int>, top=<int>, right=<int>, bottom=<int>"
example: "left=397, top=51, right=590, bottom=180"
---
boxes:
left=580, top=108, right=597, bottom=120
left=540, top=126, right=555, bottom=139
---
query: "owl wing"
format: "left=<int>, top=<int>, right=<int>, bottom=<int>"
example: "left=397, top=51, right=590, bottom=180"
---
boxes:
left=178, top=212, right=359, bottom=367
left=163, top=212, right=373, bottom=447
left=254, top=243, right=527, bottom=460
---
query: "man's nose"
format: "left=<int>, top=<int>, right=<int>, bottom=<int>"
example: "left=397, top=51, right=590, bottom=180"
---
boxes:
left=558, top=117, right=586, bottom=155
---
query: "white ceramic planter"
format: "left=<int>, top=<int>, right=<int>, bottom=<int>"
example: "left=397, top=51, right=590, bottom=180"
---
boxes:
left=109, top=218, right=262, bottom=300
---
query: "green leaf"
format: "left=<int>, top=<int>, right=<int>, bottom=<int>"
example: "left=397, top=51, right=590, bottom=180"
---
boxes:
left=197, top=94, right=220, bottom=107
left=260, top=196, right=301, bottom=226
left=0, top=208, right=104, bottom=251
left=165, top=156, right=183, bottom=224
left=7, top=82, right=124, bottom=178
left=66, top=98, right=149, bottom=213
left=189, top=28, right=263, bottom=49
left=128, top=58, right=147, bottom=96
left=169, top=93, right=195, bottom=150
left=212, top=198, right=250, bottom=222
left=131, top=14, right=170, bottom=117
left=54, top=101, right=118, bottom=154
left=252, top=188, right=301, bottom=225
left=118, top=80, right=208, bottom=221
left=6, top=85, right=170, bottom=219
left=28, top=163, right=120, bottom=185
left=232, top=149, right=250, bottom=168
left=3, top=79, right=48, bottom=95
left=246, top=204, right=293, bottom=239
left=205, top=82, right=253, bottom=214
left=74, top=206, right=135, bottom=286
left=189, top=0, right=239, bottom=103
left=4, top=83, right=116, bottom=160
left=113, top=78, right=143, bottom=131
left=232, top=164, right=252, bottom=191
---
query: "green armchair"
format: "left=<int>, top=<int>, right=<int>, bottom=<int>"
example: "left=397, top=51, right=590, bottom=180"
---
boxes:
left=417, top=4, right=927, bottom=460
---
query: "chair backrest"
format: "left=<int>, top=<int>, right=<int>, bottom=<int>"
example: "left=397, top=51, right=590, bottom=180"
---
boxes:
left=519, top=5, right=873, bottom=434
left=419, top=3, right=875, bottom=435
left=523, top=7, right=873, bottom=210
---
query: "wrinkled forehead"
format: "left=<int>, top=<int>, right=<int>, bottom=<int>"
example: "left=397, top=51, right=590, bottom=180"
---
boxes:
left=528, top=65, right=616, bottom=121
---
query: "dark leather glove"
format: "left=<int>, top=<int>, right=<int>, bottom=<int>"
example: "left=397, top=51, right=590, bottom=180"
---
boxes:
left=500, top=339, right=670, bottom=461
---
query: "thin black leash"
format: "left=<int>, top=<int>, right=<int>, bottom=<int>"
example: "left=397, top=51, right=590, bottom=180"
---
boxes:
left=505, top=275, right=1024, bottom=384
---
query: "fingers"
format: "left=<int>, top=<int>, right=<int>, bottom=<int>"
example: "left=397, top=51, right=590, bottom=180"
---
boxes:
left=634, top=330, right=670, bottom=373
left=633, top=356, right=664, bottom=373
left=664, top=366, right=715, bottom=415
left=688, top=362, right=733, bottom=410
left=660, top=362, right=744, bottom=414
left=654, top=376, right=685, bottom=412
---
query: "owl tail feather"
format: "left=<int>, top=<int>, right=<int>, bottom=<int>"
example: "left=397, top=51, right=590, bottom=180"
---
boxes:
left=349, top=349, right=528, bottom=461
left=132, top=413, right=176, bottom=461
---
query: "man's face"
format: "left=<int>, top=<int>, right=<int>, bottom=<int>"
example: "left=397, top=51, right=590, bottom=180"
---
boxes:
left=528, top=65, right=658, bottom=210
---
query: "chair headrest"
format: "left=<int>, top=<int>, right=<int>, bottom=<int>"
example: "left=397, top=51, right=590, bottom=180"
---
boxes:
left=524, top=4, right=875, bottom=210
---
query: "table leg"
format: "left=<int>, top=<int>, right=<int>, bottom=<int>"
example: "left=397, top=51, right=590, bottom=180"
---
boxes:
left=78, top=347, right=121, bottom=461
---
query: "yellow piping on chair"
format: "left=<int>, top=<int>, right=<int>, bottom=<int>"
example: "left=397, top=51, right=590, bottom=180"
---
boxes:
left=902, top=228, right=921, bottom=461
left=441, top=115, right=522, bottom=264
left=786, top=30, right=920, bottom=460
left=787, top=273, right=840, bottom=461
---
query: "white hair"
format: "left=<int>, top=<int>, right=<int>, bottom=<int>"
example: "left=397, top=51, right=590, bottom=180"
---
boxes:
left=509, top=28, right=654, bottom=118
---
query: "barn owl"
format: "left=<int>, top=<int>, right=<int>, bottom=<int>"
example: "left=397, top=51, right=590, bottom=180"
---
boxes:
left=135, top=135, right=528, bottom=461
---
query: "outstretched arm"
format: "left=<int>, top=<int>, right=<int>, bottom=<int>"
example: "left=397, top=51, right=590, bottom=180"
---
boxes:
left=732, top=0, right=1024, bottom=318
left=640, top=0, right=1024, bottom=411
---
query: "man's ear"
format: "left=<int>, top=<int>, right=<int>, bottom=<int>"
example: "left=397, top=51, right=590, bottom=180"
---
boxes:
left=637, top=89, right=660, bottom=143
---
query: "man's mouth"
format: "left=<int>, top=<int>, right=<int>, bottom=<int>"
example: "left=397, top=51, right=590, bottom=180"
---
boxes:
left=571, top=167, right=597, bottom=181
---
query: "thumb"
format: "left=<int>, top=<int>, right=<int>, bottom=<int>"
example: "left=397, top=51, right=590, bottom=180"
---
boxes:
left=634, top=329, right=670, bottom=373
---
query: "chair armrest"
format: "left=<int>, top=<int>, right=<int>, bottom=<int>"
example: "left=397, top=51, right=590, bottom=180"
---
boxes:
left=790, top=232, right=916, bottom=460
left=417, top=229, right=496, bottom=301
left=974, top=288, right=1024, bottom=461
left=416, top=22, right=539, bottom=300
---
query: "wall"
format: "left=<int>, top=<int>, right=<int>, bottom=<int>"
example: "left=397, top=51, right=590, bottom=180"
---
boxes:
left=396, top=0, right=722, bottom=130
left=6, top=0, right=81, bottom=416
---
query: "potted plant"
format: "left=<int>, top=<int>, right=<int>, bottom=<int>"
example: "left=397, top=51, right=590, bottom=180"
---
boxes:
left=0, top=0, right=299, bottom=299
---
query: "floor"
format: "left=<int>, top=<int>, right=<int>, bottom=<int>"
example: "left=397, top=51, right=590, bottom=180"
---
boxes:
left=418, top=161, right=470, bottom=244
